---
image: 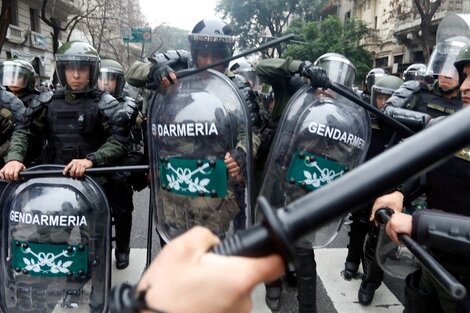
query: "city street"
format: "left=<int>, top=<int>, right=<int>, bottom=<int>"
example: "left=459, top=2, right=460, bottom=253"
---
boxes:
left=113, top=187, right=406, bottom=313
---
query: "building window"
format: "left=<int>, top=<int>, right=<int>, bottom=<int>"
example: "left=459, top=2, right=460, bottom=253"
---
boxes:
left=10, top=0, right=19, bottom=26
left=30, top=9, right=41, bottom=32
left=413, top=51, right=425, bottom=63
left=375, top=57, right=388, bottom=68
left=345, top=11, right=351, bottom=20
left=394, top=55, right=403, bottom=64
left=374, top=16, right=378, bottom=29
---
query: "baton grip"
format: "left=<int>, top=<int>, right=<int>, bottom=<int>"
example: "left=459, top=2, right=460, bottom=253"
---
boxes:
left=212, top=196, right=296, bottom=264
left=374, top=208, right=467, bottom=300
left=212, top=225, right=272, bottom=257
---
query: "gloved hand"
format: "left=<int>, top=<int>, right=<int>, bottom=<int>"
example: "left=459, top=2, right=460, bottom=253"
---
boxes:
left=301, top=63, right=331, bottom=90
left=146, top=63, right=176, bottom=90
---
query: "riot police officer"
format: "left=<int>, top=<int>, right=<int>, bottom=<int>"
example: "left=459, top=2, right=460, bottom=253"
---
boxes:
left=0, top=59, right=50, bottom=166
left=368, top=42, right=470, bottom=313
left=0, top=41, right=131, bottom=264
left=362, top=68, right=388, bottom=103
left=0, top=41, right=131, bottom=313
left=126, top=18, right=260, bottom=241
left=0, top=88, right=26, bottom=197
left=387, top=36, right=467, bottom=117
left=255, top=53, right=367, bottom=313
left=97, top=58, right=144, bottom=269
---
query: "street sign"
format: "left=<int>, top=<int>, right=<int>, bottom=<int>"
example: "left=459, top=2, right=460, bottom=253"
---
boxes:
left=122, top=27, right=152, bottom=43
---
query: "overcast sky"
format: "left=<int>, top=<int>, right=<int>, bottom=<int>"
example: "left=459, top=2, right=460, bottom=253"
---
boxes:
left=139, top=0, right=219, bottom=31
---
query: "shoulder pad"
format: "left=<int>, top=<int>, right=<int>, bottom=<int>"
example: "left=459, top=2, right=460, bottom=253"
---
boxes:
left=0, top=90, right=17, bottom=109
left=0, top=90, right=28, bottom=125
left=400, top=80, right=420, bottom=92
left=97, top=92, right=120, bottom=119
left=37, top=90, right=53, bottom=104
left=385, top=81, right=420, bottom=108
left=152, top=50, right=189, bottom=67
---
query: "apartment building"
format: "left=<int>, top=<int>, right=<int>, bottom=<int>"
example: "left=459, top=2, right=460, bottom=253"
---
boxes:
left=337, top=0, right=470, bottom=76
left=0, top=0, right=76, bottom=82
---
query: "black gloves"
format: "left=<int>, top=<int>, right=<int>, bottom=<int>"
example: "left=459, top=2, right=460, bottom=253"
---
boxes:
left=146, top=63, right=175, bottom=90
left=300, top=63, right=331, bottom=90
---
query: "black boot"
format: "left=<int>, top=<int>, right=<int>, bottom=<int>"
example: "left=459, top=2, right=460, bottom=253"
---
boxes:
left=343, top=209, right=369, bottom=280
left=358, top=226, right=383, bottom=305
left=115, top=248, right=130, bottom=269
left=296, top=247, right=317, bottom=313
left=265, top=279, right=282, bottom=311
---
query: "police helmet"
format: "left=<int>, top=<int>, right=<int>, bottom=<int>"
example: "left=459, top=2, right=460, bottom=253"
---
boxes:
left=55, top=41, right=101, bottom=93
left=365, top=68, right=388, bottom=93
left=403, top=63, right=427, bottom=81
left=454, top=42, right=470, bottom=82
left=314, top=53, right=357, bottom=88
left=230, top=59, right=259, bottom=90
left=98, top=59, right=125, bottom=98
left=0, top=59, right=37, bottom=92
left=371, top=76, right=404, bottom=110
left=426, top=36, right=470, bottom=79
left=188, top=19, right=235, bottom=69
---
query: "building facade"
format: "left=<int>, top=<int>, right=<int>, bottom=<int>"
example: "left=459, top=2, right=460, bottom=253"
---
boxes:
left=337, top=0, right=470, bottom=77
left=0, top=0, right=76, bottom=82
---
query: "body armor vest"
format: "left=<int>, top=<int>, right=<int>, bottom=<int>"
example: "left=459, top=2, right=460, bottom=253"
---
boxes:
left=415, top=92, right=461, bottom=118
left=45, top=93, right=106, bottom=164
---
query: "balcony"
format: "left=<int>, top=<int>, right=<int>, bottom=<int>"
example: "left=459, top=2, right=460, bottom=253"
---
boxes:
left=394, top=0, right=465, bottom=35
left=364, top=29, right=380, bottom=46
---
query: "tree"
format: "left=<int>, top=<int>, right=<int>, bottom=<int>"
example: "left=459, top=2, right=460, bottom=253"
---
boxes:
left=216, top=0, right=296, bottom=57
left=284, top=16, right=372, bottom=84
left=76, top=0, right=145, bottom=68
left=0, top=0, right=12, bottom=52
left=145, top=24, right=190, bottom=57
left=414, top=0, right=442, bottom=62
left=216, top=0, right=326, bottom=57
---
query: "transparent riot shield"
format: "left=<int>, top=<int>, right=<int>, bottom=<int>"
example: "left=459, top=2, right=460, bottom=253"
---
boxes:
left=0, top=165, right=111, bottom=313
left=148, top=69, right=253, bottom=242
left=256, top=86, right=371, bottom=248
left=376, top=225, right=420, bottom=279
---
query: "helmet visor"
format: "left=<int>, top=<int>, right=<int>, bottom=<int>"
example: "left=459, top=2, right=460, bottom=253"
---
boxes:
left=371, top=86, right=393, bottom=109
left=98, top=69, right=125, bottom=97
left=426, top=39, right=468, bottom=78
left=316, top=58, right=356, bottom=87
left=55, top=56, right=99, bottom=93
left=0, top=63, right=29, bottom=89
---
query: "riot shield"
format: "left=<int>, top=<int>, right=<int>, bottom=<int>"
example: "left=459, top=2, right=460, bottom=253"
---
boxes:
left=256, top=86, right=371, bottom=248
left=0, top=165, right=111, bottom=313
left=148, top=69, right=253, bottom=242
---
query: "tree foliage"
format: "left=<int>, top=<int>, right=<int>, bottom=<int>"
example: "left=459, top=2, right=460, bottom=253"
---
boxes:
left=75, top=0, right=147, bottom=68
left=216, top=0, right=326, bottom=57
left=284, top=16, right=372, bottom=84
left=145, top=25, right=190, bottom=57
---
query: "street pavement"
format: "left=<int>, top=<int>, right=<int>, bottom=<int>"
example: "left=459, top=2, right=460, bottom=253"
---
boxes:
left=114, top=188, right=406, bottom=313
